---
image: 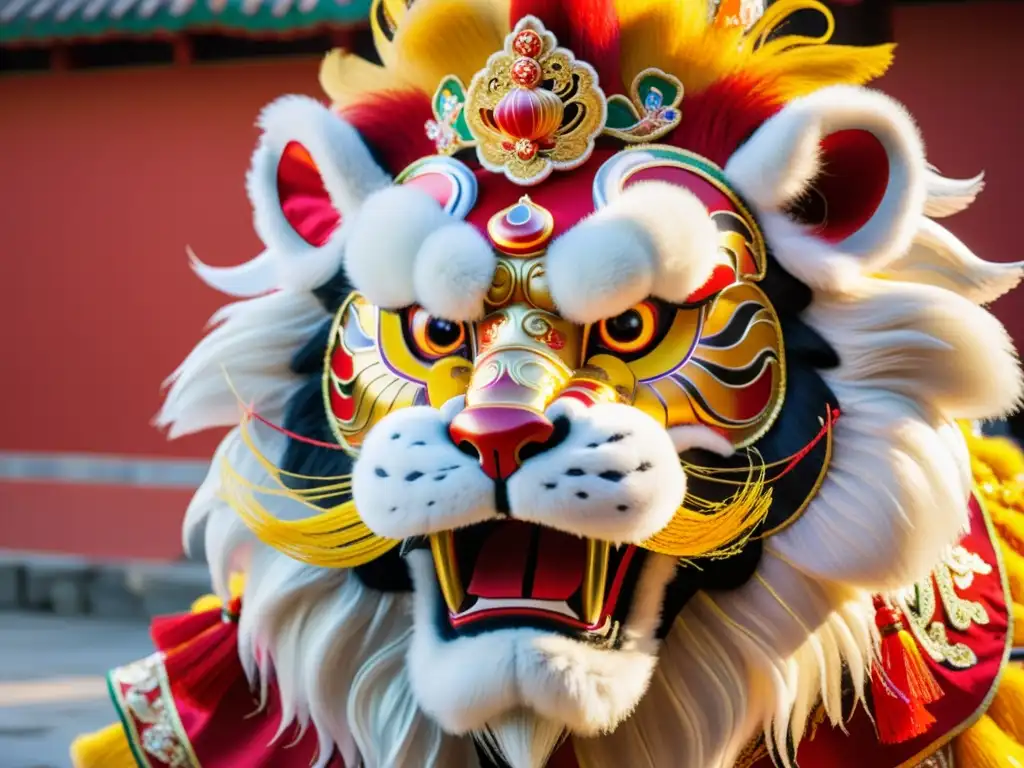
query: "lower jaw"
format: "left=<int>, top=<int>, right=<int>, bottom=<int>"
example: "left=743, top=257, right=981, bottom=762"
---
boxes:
left=427, top=525, right=647, bottom=645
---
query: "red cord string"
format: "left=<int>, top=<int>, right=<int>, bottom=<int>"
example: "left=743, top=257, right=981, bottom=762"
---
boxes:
left=773, top=405, right=840, bottom=481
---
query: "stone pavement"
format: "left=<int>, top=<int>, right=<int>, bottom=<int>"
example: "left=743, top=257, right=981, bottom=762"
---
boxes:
left=0, top=612, right=152, bottom=768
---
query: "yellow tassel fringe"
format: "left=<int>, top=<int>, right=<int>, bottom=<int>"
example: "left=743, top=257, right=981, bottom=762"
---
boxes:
left=70, top=722, right=137, bottom=768
left=220, top=413, right=398, bottom=569
left=642, top=463, right=772, bottom=559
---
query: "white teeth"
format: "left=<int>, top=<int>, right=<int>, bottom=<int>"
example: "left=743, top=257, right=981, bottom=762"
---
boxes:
left=456, top=598, right=580, bottom=620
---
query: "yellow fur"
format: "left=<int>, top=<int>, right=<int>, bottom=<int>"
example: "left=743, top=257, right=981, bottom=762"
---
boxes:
left=70, top=722, right=136, bottom=768
left=954, top=426, right=1024, bottom=764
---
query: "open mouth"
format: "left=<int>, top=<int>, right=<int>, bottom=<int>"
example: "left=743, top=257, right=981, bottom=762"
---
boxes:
left=409, top=522, right=646, bottom=645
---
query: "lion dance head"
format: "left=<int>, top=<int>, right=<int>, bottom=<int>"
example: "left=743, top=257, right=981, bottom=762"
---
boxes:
left=163, top=0, right=1024, bottom=765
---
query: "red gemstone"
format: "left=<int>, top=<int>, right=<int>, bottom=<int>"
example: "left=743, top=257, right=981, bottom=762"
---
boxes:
left=510, top=57, right=542, bottom=88
left=513, top=29, right=543, bottom=59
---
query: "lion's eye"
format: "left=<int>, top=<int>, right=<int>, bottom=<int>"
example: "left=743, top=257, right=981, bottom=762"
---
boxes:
left=408, top=307, right=467, bottom=359
left=597, top=300, right=660, bottom=354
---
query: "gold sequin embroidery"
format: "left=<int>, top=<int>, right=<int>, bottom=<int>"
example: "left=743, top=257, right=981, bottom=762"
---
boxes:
left=898, top=546, right=992, bottom=670
left=110, top=653, right=199, bottom=768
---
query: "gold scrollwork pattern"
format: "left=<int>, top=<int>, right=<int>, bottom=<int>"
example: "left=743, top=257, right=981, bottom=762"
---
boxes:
left=109, top=653, right=199, bottom=768
left=897, top=546, right=993, bottom=670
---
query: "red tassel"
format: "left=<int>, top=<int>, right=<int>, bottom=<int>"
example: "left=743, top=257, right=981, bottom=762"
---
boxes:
left=151, top=607, right=221, bottom=651
left=870, top=596, right=943, bottom=744
left=156, top=597, right=243, bottom=711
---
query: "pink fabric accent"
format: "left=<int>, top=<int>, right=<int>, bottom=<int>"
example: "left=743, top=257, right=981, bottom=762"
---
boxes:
left=277, top=141, right=342, bottom=247
left=404, top=171, right=457, bottom=210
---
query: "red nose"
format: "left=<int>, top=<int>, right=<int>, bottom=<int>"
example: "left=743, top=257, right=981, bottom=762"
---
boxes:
left=448, top=406, right=555, bottom=480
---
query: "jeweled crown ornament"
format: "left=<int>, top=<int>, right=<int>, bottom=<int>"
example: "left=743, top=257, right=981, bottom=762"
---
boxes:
left=465, top=16, right=607, bottom=185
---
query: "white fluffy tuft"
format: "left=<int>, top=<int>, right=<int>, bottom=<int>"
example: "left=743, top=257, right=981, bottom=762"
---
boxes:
left=156, top=289, right=327, bottom=439
left=414, top=223, right=497, bottom=321
left=546, top=217, right=655, bottom=324
left=345, top=185, right=450, bottom=309
left=547, top=182, right=718, bottom=323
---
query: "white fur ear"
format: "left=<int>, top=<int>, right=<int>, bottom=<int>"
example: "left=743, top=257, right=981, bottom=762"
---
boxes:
left=344, top=185, right=450, bottom=309
left=547, top=181, right=719, bottom=323
left=245, top=95, right=390, bottom=293
left=726, top=85, right=927, bottom=277
left=414, top=223, right=496, bottom=321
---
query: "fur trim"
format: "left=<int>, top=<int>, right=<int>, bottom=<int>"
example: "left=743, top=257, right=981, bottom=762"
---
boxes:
left=924, top=165, right=985, bottom=218
left=248, top=96, right=390, bottom=292
left=187, top=247, right=278, bottom=299
left=767, top=277, right=1022, bottom=590
left=414, top=223, right=496, bottom=321
left=548, top=182, right=718, bottom=323
left=477, top=709, right=565, bottom=768
left=884, top=217, right=1024, bottom=306
left=727, top=85, right=927, bottom=276
left=345, top=185, right=450, bottom=309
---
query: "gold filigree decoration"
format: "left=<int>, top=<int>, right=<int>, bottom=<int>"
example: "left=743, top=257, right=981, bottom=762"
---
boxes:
left=897, top=545, right=992, bottom=670
left=110, top=653, right=198, bottom=768
left=464, top=15, right=606, bottom=185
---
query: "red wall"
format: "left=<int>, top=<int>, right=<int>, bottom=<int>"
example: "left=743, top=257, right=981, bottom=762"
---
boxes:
left=881, top=2, right=1024, bottom=341
left=0, top=58, right=322, bottom=559
left=1, top=4, right=1020, bottom=559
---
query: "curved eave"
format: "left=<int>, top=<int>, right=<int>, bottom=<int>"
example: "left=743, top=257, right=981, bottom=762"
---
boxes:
left=0, top=0, right=371, bottom=46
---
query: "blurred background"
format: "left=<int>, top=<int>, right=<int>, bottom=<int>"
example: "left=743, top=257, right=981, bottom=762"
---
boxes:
left=0, top=0, right=1020, bottom=765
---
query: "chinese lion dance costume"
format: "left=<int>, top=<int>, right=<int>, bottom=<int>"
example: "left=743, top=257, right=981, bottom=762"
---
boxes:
left=72, top=0, right=1024, bottom=766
